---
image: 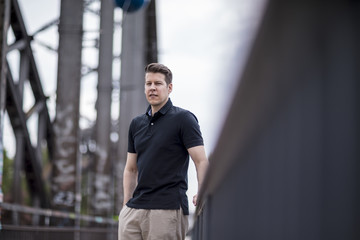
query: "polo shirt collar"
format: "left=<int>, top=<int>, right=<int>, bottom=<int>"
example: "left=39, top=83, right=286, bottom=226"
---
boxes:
left=146, top=98, right=173, bottom=117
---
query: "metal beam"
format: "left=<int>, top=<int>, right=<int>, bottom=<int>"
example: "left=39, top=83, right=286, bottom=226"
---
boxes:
left=0, top=0, right=11, bottom=228
left=92, top=0, right=114, bottom=216
left=6, top=38, right=27, bottom=52
left=4, top=0, right=55, bottom=212
left=52, top=0, right=83, bottom=214
left=6, top=65, right=50, bottom=208
left=9, top=0, right=54, bottom=157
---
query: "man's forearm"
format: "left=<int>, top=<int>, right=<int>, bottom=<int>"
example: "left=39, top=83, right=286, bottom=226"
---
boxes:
left=192, top=156, right=209, bottom=206
left=188, top=146, right=209, bottom=195
left=195, top=159, right=209, bottom=192
left=123, top=169, right=137, bottom=205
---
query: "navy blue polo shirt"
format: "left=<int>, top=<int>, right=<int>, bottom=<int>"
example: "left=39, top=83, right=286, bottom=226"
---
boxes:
left=126, top=99, right=204, bottom=215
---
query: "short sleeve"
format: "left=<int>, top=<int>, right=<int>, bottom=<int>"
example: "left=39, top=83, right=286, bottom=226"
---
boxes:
left=180, top=111, right=204, bottom=149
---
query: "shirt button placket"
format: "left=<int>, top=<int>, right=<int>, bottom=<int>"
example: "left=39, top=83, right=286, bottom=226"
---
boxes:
left=147, top=122, right=154, bottom=136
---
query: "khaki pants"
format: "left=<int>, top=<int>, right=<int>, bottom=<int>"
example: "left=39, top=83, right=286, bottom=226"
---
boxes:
left=118, top=206, right=188, bottom=240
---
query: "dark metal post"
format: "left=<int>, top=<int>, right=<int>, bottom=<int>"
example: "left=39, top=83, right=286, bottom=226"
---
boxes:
left=0, top=0, right=10, bottom=230
left=92, top=0, right=114, bottom=217
left=52, top=0, right=84, bottom=217
left=11, top=46, right=29, bottom=225
left=145, top=0, right=158, bottom=64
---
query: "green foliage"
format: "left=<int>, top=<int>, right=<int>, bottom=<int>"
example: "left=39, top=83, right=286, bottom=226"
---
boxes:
left=2, top=149, right=13, bottom=197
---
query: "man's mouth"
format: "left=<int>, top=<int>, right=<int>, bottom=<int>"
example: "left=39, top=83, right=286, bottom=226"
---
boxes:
left=149, top=93, right=157, bottom=97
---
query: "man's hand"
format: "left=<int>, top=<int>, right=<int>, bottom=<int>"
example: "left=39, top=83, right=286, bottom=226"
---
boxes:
left=193, top=194, right=198, bottom=206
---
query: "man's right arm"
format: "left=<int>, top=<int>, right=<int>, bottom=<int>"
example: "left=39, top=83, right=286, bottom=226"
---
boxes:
left=123, top=152, right=138, bottom=206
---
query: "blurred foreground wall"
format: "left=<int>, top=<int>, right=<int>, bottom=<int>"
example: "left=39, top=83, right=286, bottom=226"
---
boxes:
left=192, top=0, right=360, bottom=239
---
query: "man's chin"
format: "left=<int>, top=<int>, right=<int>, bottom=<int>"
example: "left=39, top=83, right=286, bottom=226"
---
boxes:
left=147, top=99, right=158, bottom=105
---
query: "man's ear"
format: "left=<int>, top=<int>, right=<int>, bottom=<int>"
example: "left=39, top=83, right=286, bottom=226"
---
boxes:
left=168, top=83, right=173, bottom=94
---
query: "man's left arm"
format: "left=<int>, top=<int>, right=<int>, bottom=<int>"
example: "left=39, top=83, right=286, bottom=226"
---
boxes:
left=188, top=145, right=209, bottom=206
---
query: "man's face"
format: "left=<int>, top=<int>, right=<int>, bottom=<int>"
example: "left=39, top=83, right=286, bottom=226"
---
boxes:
left=144, top=72, right=172, bottom=108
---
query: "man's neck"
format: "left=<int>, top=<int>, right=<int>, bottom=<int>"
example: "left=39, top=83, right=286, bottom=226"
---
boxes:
left=151, top=105, right=162, bottom=116
left=150, top=98, right=169, bottom=116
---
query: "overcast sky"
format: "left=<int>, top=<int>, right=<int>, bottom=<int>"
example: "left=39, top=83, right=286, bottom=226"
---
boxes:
left=5, top=0, right=266, bottom=214
left=156, top=0, right=266, bottom=213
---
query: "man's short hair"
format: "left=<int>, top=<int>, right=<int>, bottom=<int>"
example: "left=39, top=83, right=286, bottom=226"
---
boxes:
left=145, top=63, right=173, bottom=85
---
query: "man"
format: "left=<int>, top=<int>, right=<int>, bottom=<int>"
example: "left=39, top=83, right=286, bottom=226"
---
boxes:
left=118, top=63, right=209, bottom=240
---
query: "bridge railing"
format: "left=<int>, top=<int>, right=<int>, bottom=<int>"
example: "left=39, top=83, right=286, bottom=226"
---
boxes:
left=0, top=202, right=118, bottom=240
left=1, top=225, right=117, bottom=240
left=191, top=0, right=360, bottom=239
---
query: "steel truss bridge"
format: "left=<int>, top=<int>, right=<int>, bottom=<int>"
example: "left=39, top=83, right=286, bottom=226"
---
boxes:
left=0, top=0, right=156, bottom=239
